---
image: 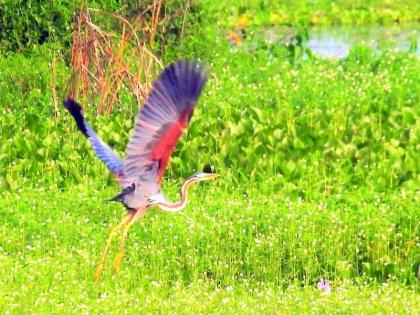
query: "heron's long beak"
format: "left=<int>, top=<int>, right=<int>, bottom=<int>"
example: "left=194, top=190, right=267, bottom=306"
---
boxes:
left=204, top=173, right=220, bottom=180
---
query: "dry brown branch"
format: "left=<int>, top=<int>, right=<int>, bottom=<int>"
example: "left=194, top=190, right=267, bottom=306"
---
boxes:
left=67, top=1, right=175, bottom=115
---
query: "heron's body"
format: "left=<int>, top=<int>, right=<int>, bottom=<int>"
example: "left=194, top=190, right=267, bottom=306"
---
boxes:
left=64, top=60, right=218, bottom=280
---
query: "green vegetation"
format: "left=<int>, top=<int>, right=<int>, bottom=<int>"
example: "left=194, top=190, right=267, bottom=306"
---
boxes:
left=0, top=0, right=419, bottom=313
left=0, top=0, right=186, bottom=53
left=1, top=187, right=419, bottom=313
left=198, top=0, right=420, bottom=28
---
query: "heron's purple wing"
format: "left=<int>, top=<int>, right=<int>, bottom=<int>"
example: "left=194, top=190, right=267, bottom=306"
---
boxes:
left=64, top=99, right=124, bottom=176
left=121, top=60, right=208, bottom=189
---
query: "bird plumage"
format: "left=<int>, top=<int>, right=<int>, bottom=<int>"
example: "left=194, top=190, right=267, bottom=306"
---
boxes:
left=65, top=60, right=208, bottom=210
left=64, top=60, right=214, bottom=280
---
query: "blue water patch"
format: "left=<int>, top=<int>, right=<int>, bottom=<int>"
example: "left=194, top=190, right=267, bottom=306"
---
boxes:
left=306, top=25, right=420, bottom=59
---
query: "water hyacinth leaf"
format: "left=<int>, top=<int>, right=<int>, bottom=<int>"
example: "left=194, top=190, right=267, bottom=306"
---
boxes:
left=250, top=106, right=264, bottom=122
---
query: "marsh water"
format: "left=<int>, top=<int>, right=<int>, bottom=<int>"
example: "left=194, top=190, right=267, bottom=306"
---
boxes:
left=307, top=25, right=420, bottom=59
left=259, top=24, right=420, bottom=59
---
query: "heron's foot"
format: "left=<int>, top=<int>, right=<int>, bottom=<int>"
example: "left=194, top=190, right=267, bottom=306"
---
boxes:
left=92, top=212, right=136, bottom=282
left=113, top=250, right=125, bottom=273
left=94, top=260, right=105, bottom=282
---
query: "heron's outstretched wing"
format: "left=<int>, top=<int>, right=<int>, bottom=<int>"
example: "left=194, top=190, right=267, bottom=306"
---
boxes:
left=122, top=60, right=208, bottom=188
left=64, top=99, right=124, bottom=176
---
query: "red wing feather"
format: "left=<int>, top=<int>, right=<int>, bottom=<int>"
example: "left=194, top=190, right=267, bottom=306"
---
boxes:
left=150, top=107, right=193, bottom=181
left=121, top=60, right=207, bottom=189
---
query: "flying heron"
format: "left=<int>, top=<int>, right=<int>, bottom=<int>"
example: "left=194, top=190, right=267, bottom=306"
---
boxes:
left=64, top=60, right=218, bottom=281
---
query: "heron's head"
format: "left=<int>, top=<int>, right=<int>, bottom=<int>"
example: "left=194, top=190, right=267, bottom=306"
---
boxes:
left=187, top=172, right=220, bottom=182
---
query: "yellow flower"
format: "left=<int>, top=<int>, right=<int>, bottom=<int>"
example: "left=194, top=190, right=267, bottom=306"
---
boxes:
left=237, top=14, right=250, bottom=29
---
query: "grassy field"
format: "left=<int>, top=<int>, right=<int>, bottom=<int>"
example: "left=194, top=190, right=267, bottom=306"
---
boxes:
left=0, top=0, right=419, bottom=313
left=0, top=187, right=419, bottom=313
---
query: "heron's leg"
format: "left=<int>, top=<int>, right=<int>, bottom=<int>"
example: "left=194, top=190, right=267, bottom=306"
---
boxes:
left=113, top=210, right=145, bottom=273
left=94, top=212, right=135, bottom=282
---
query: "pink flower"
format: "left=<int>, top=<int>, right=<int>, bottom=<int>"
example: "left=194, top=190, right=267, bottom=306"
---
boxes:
left=317, top=278, right=331, bottom=293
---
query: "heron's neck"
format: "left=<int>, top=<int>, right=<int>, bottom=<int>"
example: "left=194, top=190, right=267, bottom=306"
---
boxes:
left=157, top=177, right=196, bottom=212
